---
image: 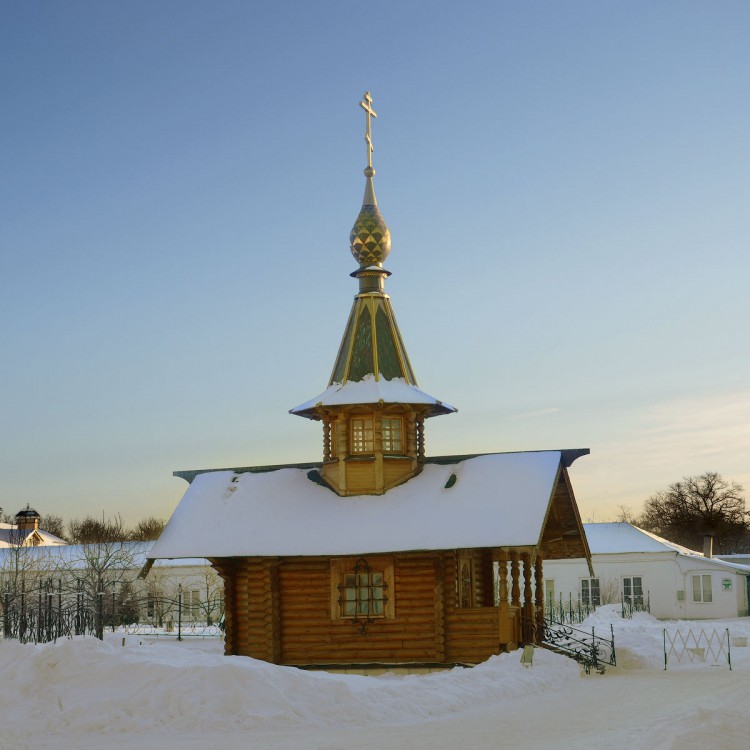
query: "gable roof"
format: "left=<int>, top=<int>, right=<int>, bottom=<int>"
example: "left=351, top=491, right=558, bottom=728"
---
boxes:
left=151, top=450, right=589, bottom=560
left=583, top=523, right=750, bottom=572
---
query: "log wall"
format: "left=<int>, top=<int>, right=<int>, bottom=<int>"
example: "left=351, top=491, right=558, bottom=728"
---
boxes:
left=278, top=553, right=441, bottom=665
left=214, top=548, right=530, bottom=666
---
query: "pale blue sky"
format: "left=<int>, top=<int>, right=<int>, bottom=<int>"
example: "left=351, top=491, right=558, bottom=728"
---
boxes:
left=2, top=2, right=749, bottom=526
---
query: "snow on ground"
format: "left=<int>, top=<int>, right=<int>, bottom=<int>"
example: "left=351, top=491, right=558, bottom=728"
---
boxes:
left=2, top=610, right=749, bottom=750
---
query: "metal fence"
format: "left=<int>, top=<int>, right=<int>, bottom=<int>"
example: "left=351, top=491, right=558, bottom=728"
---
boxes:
left=545, top=595, right=596, bottom=625
left=1, top=580, right=224, bottom=644
left=522, top=615, right=616, bottom=674
left=545, top=592, right=651, bottom=625
left=663, top=627, right=732, bottom=670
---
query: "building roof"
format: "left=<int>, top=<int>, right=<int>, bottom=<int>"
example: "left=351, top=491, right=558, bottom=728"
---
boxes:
left=583, top=523, right=750, bottom=572
left=290, top=374, right=455, bottom=419
left=0, top=540, right=208, bottom=569
left=0, top=524, right=67, bottom=548
left=151, top=450, right=588, bottom=560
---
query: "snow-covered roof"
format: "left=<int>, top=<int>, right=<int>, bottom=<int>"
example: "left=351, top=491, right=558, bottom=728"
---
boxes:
left=290, top=375, right=455, bottom=418
left=0, top=540, right=212, bottom=571
left=152, top=451, right=577, bottom=560
left=0, top=525, right=67, bottom=548
left=584, top=523, right=750, bottom=572
left=583, top=523, right=701, bottom=555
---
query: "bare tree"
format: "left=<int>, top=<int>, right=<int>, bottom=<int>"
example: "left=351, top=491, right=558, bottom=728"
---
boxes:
left=67, top=515, right=128, bottom=545
left=129, top=516, right=166, bottom=541
left=140, top=563, right=178, bottom=628
left=638, top=472, right=748, bottom=554
left=182, top=564, right=224, bottom=625
left=0, top=534, right=54, bottom=596
left=55, top=517, right=137, bottom=598
left=614, top=505, right=639, bottom=524
left=40, top=514, right=67, bottom=540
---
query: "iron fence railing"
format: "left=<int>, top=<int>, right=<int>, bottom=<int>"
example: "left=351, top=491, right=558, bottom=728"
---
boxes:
left=524, top=616, right=616, bottom=674
left=1, top=580, right=223, bottom=644
left=621, top=592, right=651, bottom=619
left=545, top=591, right=651, bottom=624
left=545, top=595, right=596, bottom=625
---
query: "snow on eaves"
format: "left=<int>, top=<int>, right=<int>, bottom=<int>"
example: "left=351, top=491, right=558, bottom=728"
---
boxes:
left=0, top=541, right=210, bottom=570
left=150, top=452, right=566, bottom=560
left=290, top=374, right=456, bottom=415
left=584, top=523, right=750, bottom=572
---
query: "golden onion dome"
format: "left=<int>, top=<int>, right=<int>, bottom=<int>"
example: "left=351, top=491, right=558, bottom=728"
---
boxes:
left=350, top=174, right=392, bottom=266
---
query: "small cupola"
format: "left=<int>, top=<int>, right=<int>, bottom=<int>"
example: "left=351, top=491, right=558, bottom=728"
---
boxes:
left=290, top=92, right=455, bottom=496
left=15, top=504, right=40, bottom=532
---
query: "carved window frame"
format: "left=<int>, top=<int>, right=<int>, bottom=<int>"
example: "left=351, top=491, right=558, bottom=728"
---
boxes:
left=330, top=556, right=395, bottom=623
left=457, top=552, right=477, bottom=608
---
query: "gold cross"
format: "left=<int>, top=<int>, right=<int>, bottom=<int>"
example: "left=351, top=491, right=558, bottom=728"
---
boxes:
left=359, top=91, right=377, bottom=168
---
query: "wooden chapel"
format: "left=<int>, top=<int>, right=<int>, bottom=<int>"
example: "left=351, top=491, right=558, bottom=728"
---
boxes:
left=148, top=93, right=592, bottom=669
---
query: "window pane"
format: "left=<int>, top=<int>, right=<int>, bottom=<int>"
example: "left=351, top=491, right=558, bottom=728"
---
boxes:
left=351, top=418, right=374, bottom=453
left=590, top=579, right=600, bottom=606
left=702, top=575, right=712, bottom=603
left=340, top=562, right=388, bottom=619
left=382, top=417, right=403, bottom=452
left=692, top=575, right=702, bottom=602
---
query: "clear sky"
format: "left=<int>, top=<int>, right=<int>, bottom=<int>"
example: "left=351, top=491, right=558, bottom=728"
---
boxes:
left=2, top=2, right=749, bottom=527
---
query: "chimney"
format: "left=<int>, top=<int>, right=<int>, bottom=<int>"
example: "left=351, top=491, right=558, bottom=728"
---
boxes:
left=703, top=534, right=713, bottom=559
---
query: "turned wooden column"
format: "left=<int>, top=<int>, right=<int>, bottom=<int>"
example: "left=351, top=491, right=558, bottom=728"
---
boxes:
left=521, top=552, right=533, bottom=644
left=323, top=417, right=332, bottom=462
left=510, top=551, right=521, bottom=608
left=534, top=555, right=545, bottom=640
left=509, top=550, right=521, bottom=649
left=497, top=550, right=511, bottom=650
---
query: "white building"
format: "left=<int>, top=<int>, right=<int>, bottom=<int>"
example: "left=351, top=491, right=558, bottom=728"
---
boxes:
left=0, top=507, right=66, bottom=548
left=0, top=541, right=223, bottom=626
left=543, top=523, right=750, bottom=620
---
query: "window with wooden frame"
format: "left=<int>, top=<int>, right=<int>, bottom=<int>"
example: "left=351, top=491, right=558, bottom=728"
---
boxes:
left=331, top=557, right=394, bottom=622
left=381, top=416, right=403, bottom=453
left=350, top=417, right=374, bottom=453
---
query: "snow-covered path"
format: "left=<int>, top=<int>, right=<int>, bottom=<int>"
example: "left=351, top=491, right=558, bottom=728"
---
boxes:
left=3, top=611, right=749, bottom=750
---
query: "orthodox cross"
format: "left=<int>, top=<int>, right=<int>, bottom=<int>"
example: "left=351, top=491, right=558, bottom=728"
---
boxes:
left=359, top=91, right=377, bottom=169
